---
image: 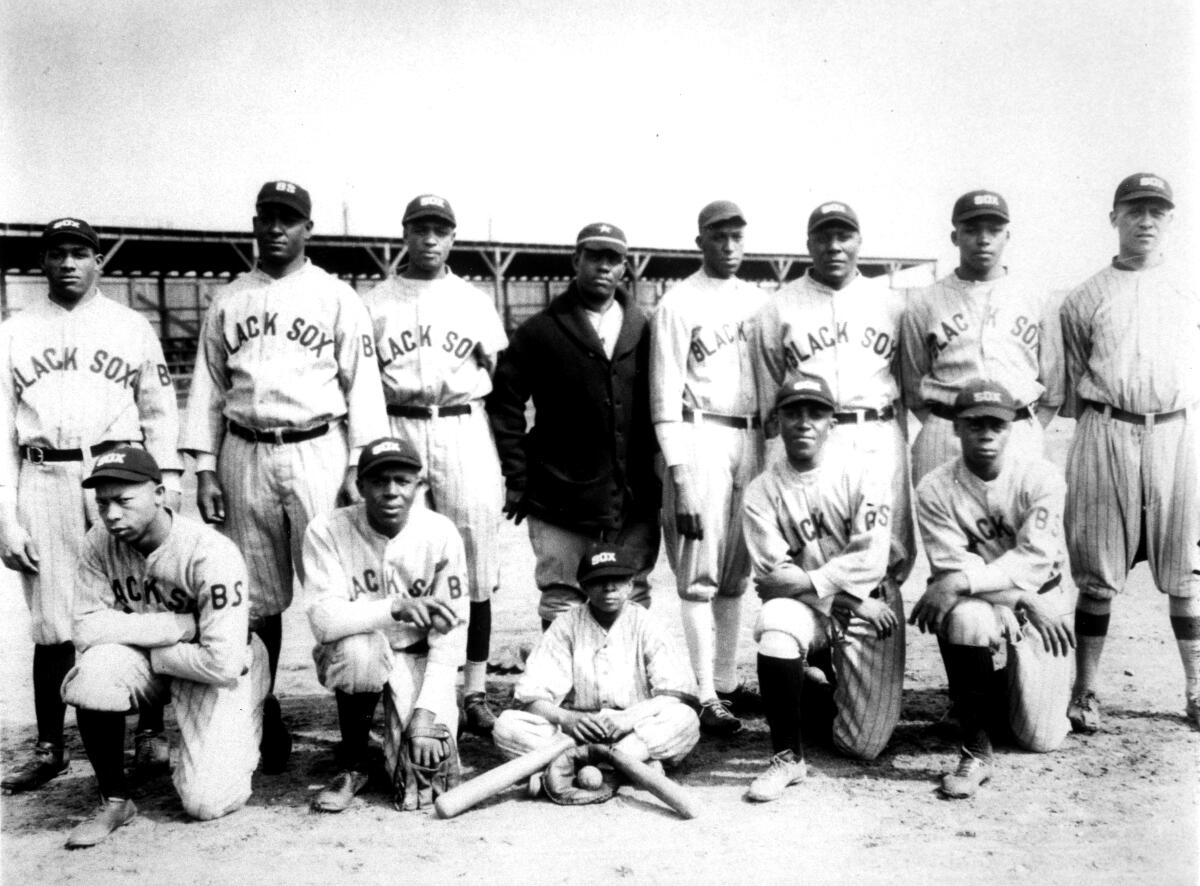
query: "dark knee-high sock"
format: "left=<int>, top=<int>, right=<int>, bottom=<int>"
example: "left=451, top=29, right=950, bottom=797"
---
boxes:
left=335, top=691, right=380, bottom=770
left=939, top=639, right=995, bottom=754
left=76, top=709, right=129, bottom=799
left=464, top=600, right=492, bottom=695
left=33, top=642, right=75, bottom=747
left=757, top=654, right=805, bottom=756
left=254, top=614, right=283, bottom=692
left=136, top=702, right=165, bottom=735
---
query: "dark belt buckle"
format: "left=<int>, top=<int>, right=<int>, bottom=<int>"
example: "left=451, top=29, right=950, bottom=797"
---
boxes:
left=26, top=446, right=44, bottom=465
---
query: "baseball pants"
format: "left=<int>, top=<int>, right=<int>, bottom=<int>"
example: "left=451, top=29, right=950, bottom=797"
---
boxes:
left=218, top=426, right=348, bottom=620
left=61, top=638, right=269, bottom=820
left=754, top=582, right=905, bottom=761
left=526, top=515, right=661, bottom=623
left=1066, top=407, right=1200, bottom=600
left=912, top=412, right=1043, bottom=485
left=493, top=705, right=699, bottom=763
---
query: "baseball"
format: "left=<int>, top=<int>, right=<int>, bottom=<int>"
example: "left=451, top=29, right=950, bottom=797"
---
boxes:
left=575, top=765, right=603, bottom=790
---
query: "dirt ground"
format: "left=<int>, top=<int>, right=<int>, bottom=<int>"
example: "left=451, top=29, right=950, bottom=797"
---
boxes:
left=2, top=420, right=1198, bottom=885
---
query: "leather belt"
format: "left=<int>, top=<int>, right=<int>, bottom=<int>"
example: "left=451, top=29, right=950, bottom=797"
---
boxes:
left=1037, top=574, right=1062, bottom=595
left=21, top=440, right=126, bottom=464
left=228, top=421, right=329, bottom=444
left=1085, top=400, right=1186, bottom=427
left=387, top=403, right=473, bottom=419
left=681, top=406, right=761, bottom=430
left=833, top=406, right=896, bottom=424
left=929, top=402, right=1033, bottom=422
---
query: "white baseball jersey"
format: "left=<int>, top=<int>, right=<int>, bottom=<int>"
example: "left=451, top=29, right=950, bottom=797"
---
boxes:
left=514, top=603, right=697, bottom=712
left=362, top=272, right=506, bottom=603
left=0, top=290, right=180, bottom=644
left=1060, top=260, right=1200, bottom=598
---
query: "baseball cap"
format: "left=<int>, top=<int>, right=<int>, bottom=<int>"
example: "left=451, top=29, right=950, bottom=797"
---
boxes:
left=1113, top=173, right=1174, bottom=209
left=774, top=373, right=836, bottom=411
left=698, top=200, right=746, bottom=230
left=403, top=194, right=457, bottom=227
left=807, top=201, right=859, bottom=234
left=256, top=180, right=312, bottom=219
left=952, top=190, right=1010, bottom=225
left=953, top=379, right=1018, bottom=421
left=357, top=437, right=423, bottom=478
left=81, top=447, right=162, bottom=488
left=576, top=543, right=638, bottom=585
left=41, top=218, right=100, bottom=251
left=575, top=222, right=628, bottom=256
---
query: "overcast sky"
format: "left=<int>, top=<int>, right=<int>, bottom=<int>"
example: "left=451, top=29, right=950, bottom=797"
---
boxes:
left=2, top=0, right=1195, bottom=288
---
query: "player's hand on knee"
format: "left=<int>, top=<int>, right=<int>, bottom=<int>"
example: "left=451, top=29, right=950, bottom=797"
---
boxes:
left=391, top=596, right=434, bottom=629
left=196, top=471, right=226, bottom=524
left=502, top=488, right=528, bottom=525
left=996, top=605, right=1022, bottom=646
left=566, top=712, right=612, bottom=744
left=849, top=596, right=898, bottom=638
left=407, top=708, right=449, bottom=769
left=1016, top=596, right=1076, bottom=657
left=1, top=527, right=39, bottom=574
left=909, top=574, right=966, bottom=634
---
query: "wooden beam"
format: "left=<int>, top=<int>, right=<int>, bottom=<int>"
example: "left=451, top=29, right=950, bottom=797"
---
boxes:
left=770, top=258, right=794, bottom=283
left=102, top=235, right=128, bottom=265
left=230, top=242, right=254, bottom=270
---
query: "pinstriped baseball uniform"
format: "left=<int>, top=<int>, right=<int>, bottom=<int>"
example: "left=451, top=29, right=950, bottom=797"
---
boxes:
left=62, top=513, right=268, bottom=819
left=651, top=269, right=767, bottom=601
left=493, top=603, right=700, bottom=761
left=181, top=260, right=388, bottom=619
left=1060, top=261, right=1200, bottom=598
left=742, top=454, right=904, bottom=760
left=0, top=292, right=180, bottom=644
left=752, top=271, right=914, bottom=581
left=304, top=503, right=468, bottom=777
left=916, top=456, right=1072, bottom=750
left=900, top=272, right=1064, bottom=481
left=362, top=272, right=506, bottom=603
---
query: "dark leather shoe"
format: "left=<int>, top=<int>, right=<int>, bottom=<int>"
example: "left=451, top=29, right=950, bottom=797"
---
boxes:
left=462, top=693, right=497, bottom=736
left=312, top=770, right=369, bottom=813
left=2, top=742, right=69, bottom=792
left=66, top=797, right=137, bottom=848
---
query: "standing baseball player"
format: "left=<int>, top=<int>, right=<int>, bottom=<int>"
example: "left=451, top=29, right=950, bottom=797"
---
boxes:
left=362, top=194, right=505, bottom=736
left=61, top=447, right=268, bottom=847
left=488, top=223, right=661, bottom=626
left=650, top=200, right=765, bottom=735
left=492, top=542, right=699, bottom=780
left=911, top=379, right=1074, bottom=798
left=304, top=437, right=468, bottom=812
left=0, top=218, right=180, bottom=793
left=1060, top=173, right=1200, bottom=732
left=742, top=374, right=903, bottom=802
left=181, top=181, right=387, bottom=771
left=900, top=190, right=1063, bottom=483
left=752, top=201, right=914, bottom=584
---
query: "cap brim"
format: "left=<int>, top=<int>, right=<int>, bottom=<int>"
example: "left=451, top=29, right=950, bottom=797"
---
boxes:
left=954, top=209, right=1010, bottom=224
left=358, top=455, right=422, bottom=476
left=42, top=231, right=99, bottom=249
left=776, top=393, right=835, bottom=411
left=957, top=406, right=1015, bottom=421
left=702, top=212, right=746, bottom=229
left=579, top=565, right=637, bottom=583
left=82, top=469, right=159, bottom=488
left=1115, top=191, right=1174, bottom=209
left=577, top=237, right=628, bottom=255
left=808, top=216, right=859, bottom=233
left=403, top=210, right=456, bottom=226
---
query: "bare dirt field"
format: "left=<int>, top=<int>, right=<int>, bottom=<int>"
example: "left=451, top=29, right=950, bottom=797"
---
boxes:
left=2, top=420, right=1197, bottom=885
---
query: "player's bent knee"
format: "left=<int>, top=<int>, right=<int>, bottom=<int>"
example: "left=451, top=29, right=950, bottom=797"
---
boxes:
left=313, top=632, right=392, bottom=693
left=61, top=644, right=161, bottom=712
left=941, top=599, right=999, bottom=648
left=635, top=705, right=700, bottom=763
left=758, top=630, right=802, bottom=659
left=180, top=785, right=249, bottom=821
left=754, top=598, right=817, bottom=655
left=492, top=709, right=555, bottom=759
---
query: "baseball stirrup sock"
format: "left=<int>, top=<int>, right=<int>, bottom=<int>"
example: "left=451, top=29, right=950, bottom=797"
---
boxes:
left=32, top=642, right=75, bottom=747
left=1075, top=610, right=1111, bottom=638
left=137, top=702, right=165, bottom=735
left=757, top=654, right=805, bottom=755
left=712, top=595, right=743, bottom=695
left=681, top=600, right=717, bottom=700
left=939, top=641, right=994, bottom=739
left=254, top=613, right=284, bottom=686
left=76, top=709, right=129, bottom=799
left=1170, top=617, right=1200, bottom=697
left=465, top=600, right=492, bottom=694
left=335, top=690, right=380, bottom=769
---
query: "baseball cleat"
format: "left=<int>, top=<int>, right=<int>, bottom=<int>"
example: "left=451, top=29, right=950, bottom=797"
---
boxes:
left=746, top=749, right=806, bottom=802
left=66, top=797, right=137, bottom=849
left=939, top=748, right=993, bottom=799
left=312, top=770, right=369, bottom=813
left=716, top=684, right=763, bottom=716
left=2, top=741, right=69, bottom=792
left=462, top=693, right=497, bottom=736
left=1067, top=690, right=1101, bottom=734
left=699, top=699, right=744, bottom=736
left=132, top=729, right=171, bottom=776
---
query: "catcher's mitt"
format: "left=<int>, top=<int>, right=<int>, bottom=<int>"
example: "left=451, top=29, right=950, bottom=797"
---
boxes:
left=393, top=720, right=462, bottom=811
left=542, top=742, right=618, bottom=806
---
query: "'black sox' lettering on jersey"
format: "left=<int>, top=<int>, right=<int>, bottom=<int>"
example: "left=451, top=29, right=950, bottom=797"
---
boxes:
left=963, top=513, right=1017, bottom=549
left=926, top=313, right=971, bottom=358
left=783, top=323, right=870, bottom=370
left=350, top=568, right=403, bottom=600
left=378, top=326, right=478, bottom=365
left=1009, top=315, right=1040, bottom=348
left=688, top=322, right=748, bottom=365
left=110, top=575, right=198, bottom=614
left=10, top=347, right=78, bottom=397
left=221, top=311, right=335, bottom=357
left=11, top=347, right=158, bottom=398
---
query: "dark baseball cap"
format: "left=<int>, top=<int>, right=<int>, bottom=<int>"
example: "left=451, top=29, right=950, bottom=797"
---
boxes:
left=357, top=437, right=422, bottom=478
left=576, top=543, right=638, bottom=585
left=774, top=373, right=836, bottom=411
left=41, top=218, right=100, bottom=251
left=81, top=446, right=162, bottom=488
left=698, top=200, right=746, bottom=230
left=576, top=222, right=628, bottom=256
left=954, top=379, right=1018, bottom=421
left=403, top=194, right=456, bottom=227
left=807, top=201, right=859, bottom=234
left=256, top=180, right=312, bottom=219
left=1113, top=173, right=1173, bottom=209
left=952, top=190, right=1010, bottom=225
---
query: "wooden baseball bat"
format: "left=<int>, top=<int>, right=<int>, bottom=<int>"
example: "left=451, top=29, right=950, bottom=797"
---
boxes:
left=607, top=748, right=697, bottom=820
left=434, top=733, right=574, bottom=819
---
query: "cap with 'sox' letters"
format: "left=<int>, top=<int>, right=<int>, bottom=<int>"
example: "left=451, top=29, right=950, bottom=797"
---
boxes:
left=256, top=180, right=312, bottom=219
left=774, top=373, right=836, bottom=411
left=1113, top=173, right=1173, bottom=209
left=357, top=436, right=423, bottom=477
left=808, top=201, right=859, bottom=233
left=576, top=542, right=638, bottom=585
left=953, top=378, right=1018, bottom=421
left=403, top=194, right=457, bottom=227
left=952, top=190, right=1010, bottom=225
left=81, top=446, right=162, bottom=488
left=41, top=217, right=101, bottom=251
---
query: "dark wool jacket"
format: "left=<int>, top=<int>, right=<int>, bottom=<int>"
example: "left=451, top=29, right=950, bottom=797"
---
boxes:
left=487, top=282, right=660, bottom=533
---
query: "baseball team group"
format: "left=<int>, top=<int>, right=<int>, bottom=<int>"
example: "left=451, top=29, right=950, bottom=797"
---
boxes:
left=1, top=170, right=1195, bottom=849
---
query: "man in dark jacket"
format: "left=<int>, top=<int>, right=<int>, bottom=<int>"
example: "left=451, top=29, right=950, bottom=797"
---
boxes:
left=488, top=223, right=661, bottom=626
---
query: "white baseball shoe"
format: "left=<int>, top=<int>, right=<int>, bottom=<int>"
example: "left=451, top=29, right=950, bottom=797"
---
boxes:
left=746, top=750, right=806, bottom=802
left=66, top=797, right=137, bottom=849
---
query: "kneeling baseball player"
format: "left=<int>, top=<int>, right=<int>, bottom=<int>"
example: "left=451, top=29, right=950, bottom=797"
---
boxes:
left=911, top=380, right=1074, bottom=799
left=304, top=437, right=468, bottom=813
left=493, top=543, right=700, bottom=794
left=61, top=448, right=269, bottom=848
left=742, top=374, right=904, bottom=802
